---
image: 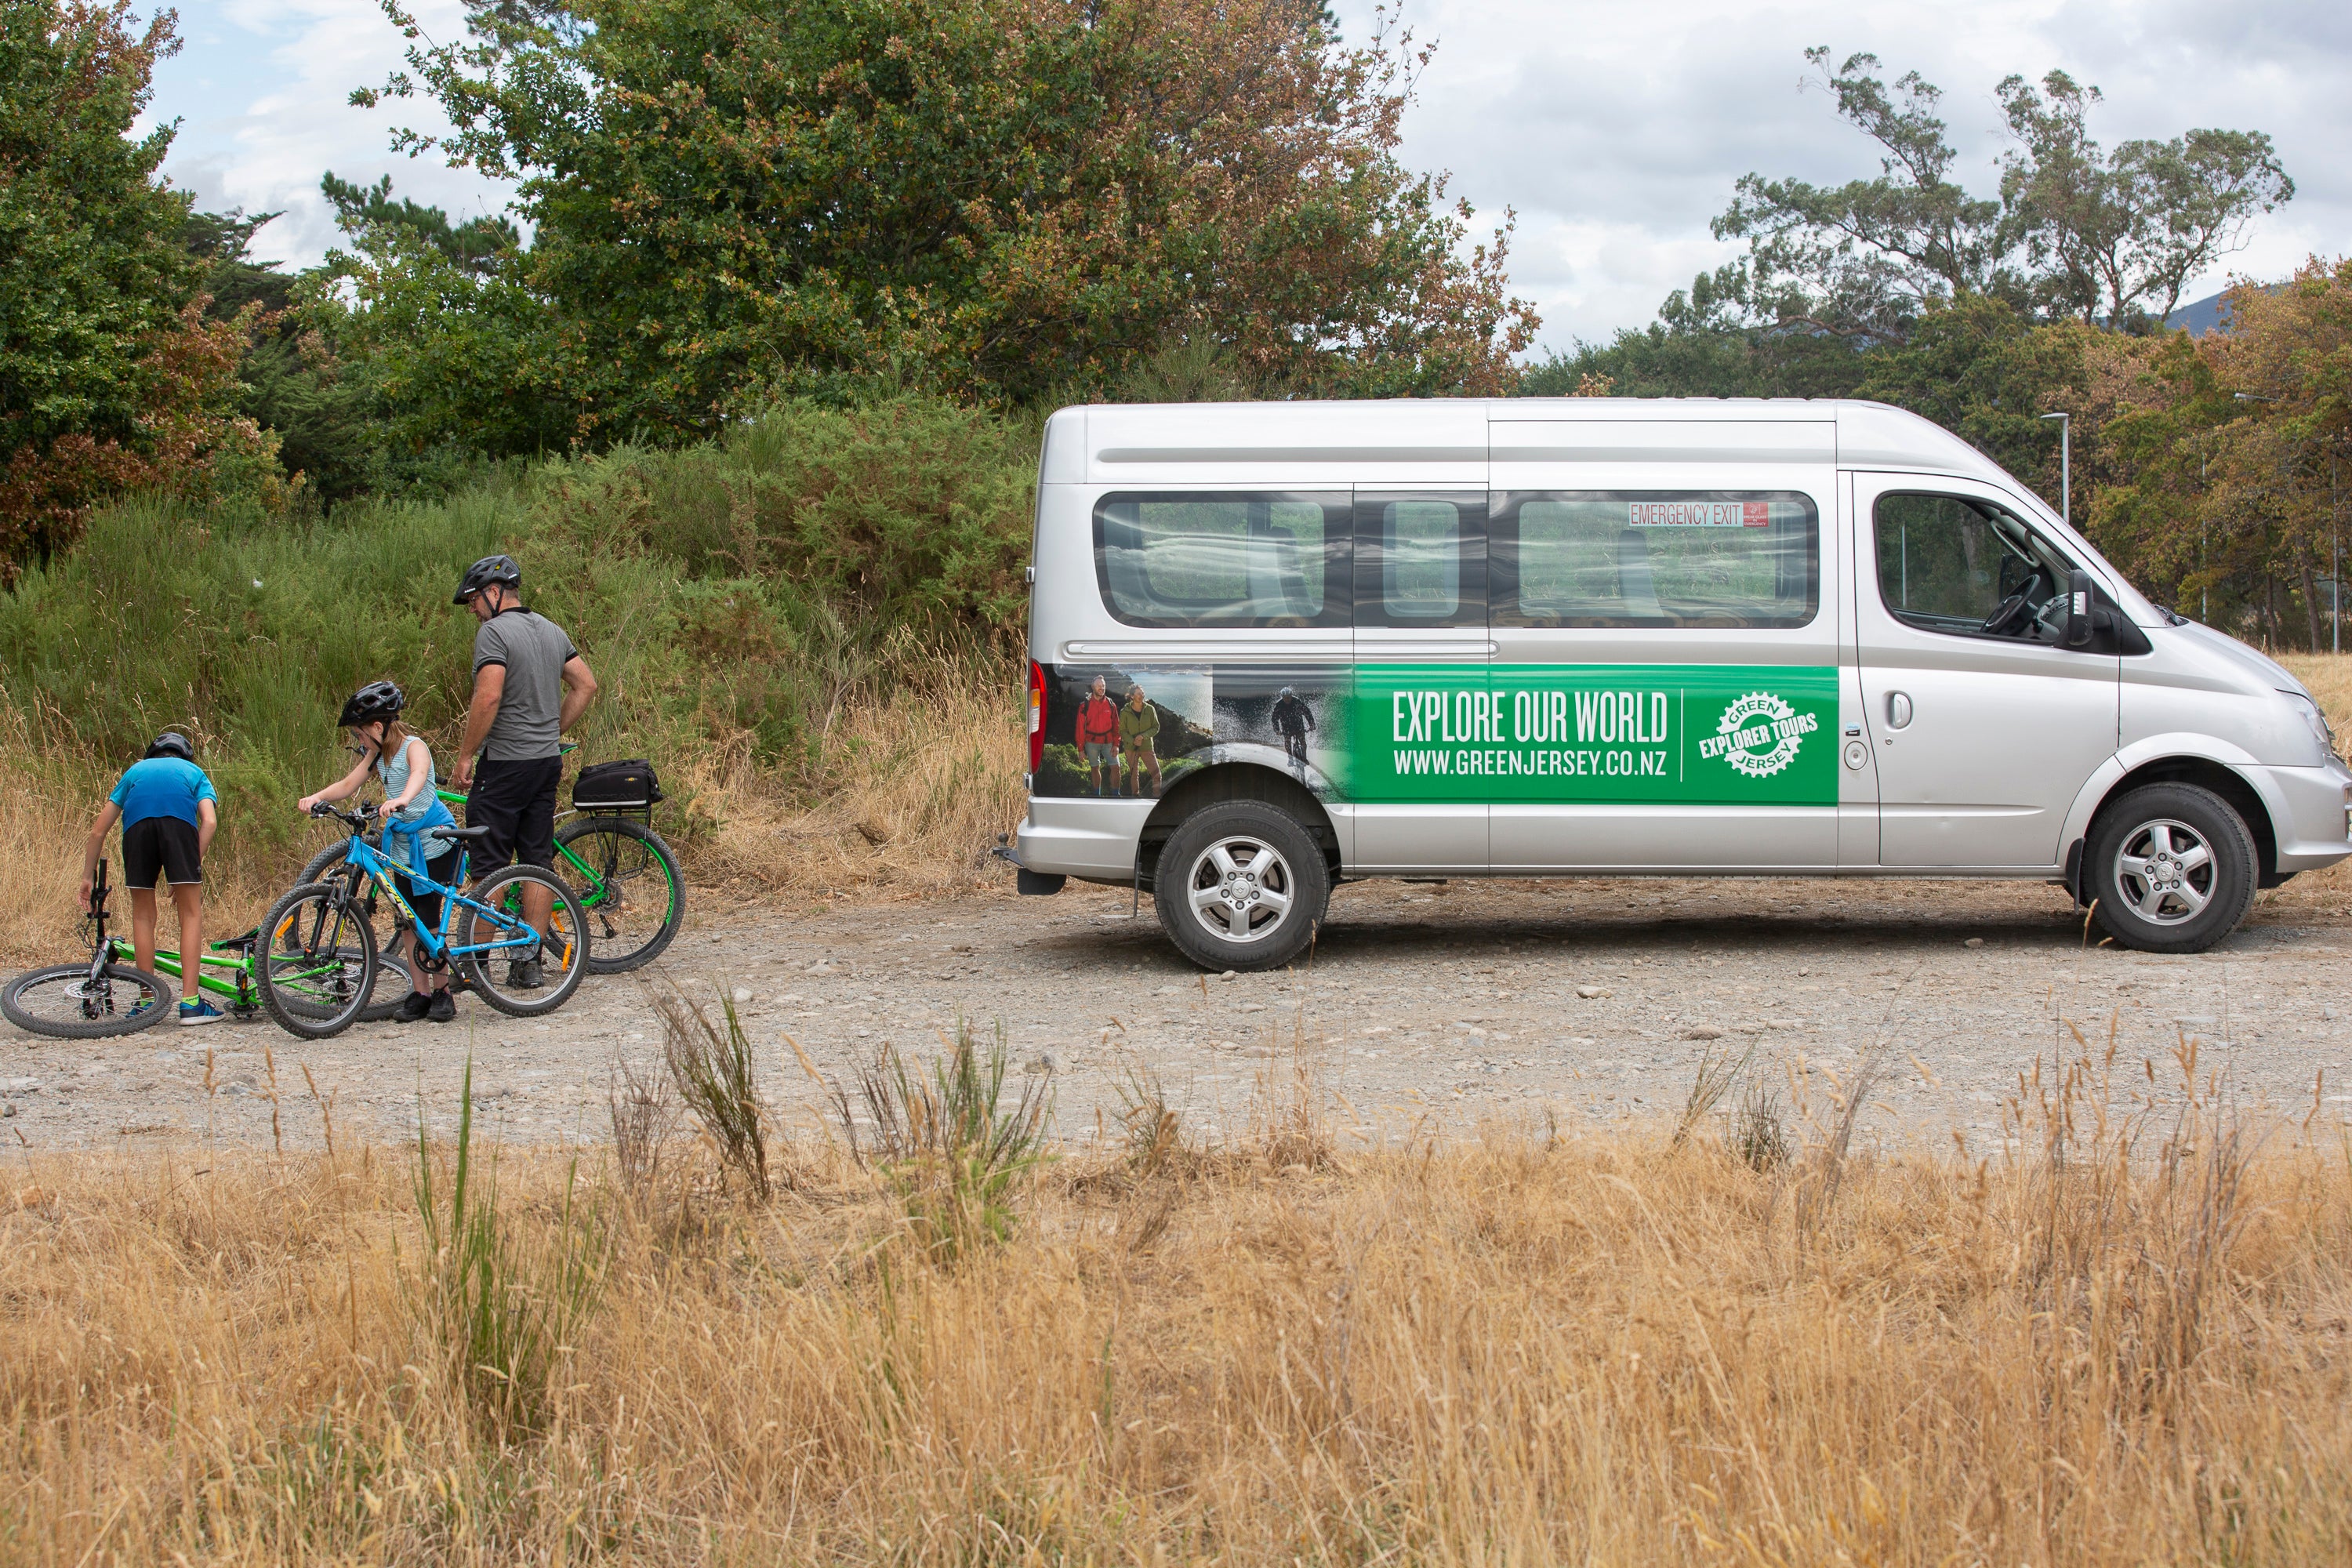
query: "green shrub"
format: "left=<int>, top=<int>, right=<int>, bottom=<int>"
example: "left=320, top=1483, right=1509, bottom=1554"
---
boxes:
left=0, top=394, right=1034, bottom=870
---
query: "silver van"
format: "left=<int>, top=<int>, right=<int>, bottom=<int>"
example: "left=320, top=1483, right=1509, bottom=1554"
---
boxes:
left=1011, top=398, right=2352, bottom=970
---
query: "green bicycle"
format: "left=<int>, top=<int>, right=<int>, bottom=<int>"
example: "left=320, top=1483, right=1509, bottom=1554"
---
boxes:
left=297, top=783, right=681, bottom=975
left=109, top=927, right=414, bottom=1025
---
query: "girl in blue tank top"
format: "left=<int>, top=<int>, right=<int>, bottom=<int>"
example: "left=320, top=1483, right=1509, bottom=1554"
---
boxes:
left=296, top=681, right=462, bottom=1023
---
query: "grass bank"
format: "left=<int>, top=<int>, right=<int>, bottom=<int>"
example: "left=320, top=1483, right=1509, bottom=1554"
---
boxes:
left=0, top=394, right=1034, bottom=955
left=3, top=1036, right=2348, bottom=1563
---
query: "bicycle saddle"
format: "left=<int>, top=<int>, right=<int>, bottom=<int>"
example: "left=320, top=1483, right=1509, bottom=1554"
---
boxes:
left=440, top=825, right=498, bottom=841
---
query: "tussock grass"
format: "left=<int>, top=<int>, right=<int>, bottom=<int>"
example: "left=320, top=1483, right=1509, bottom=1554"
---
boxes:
left=8, top=1053, right=2349, bottom=1563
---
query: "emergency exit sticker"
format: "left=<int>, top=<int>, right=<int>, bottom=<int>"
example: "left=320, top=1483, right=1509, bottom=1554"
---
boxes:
left=1628, top=500, right=1770, bottom=528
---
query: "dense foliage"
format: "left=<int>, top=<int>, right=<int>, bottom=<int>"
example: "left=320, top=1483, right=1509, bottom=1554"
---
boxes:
left=0, top=394, right=1036, bottom=855
left=0, top=1, right=280, bottom=572
left=343, top=0, right=1535, bottom=449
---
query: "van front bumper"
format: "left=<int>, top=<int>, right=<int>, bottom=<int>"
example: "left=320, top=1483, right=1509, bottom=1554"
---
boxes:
left=1016, top=796, right=1150, bottom=880
left=2256, top=760, right=2352, bottom=873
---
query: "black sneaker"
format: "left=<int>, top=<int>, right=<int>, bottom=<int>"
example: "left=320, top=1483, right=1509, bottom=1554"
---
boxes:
left=506, top=959, right=544, bottom=990
left=427, top=989, right=456, bottom=1022
left=394, top=991, right=433, bottom=1023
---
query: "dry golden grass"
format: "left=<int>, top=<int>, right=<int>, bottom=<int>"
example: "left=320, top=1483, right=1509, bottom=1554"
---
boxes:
left=5, top=1044, right=2351, bottom=1564
left=683, top=653, right=1027, bottom=899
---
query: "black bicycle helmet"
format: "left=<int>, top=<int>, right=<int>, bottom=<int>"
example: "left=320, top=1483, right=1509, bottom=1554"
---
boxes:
left=338, top=681, right=406, bottom=728
left=452, top=554, right=521, bottom=604
left=143, top=731, right=194, bottom=761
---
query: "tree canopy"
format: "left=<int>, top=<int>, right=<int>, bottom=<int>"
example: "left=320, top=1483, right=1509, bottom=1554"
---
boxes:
left=346, top=0, right=1537, bottom=449
left=0, top=0, right=278, bottom=571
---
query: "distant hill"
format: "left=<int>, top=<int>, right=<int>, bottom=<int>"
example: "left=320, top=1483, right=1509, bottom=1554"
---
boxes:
left=2165, top=283, right=2285, bottom=336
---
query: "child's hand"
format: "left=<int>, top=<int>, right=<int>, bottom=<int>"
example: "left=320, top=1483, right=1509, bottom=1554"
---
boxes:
left=296, top=793, right=319, bottom=813
left=76, top=875, right=93, bottom=913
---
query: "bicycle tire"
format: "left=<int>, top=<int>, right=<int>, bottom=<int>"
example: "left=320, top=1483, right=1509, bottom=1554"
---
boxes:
left=255, top=882, right=378, bottom=1040
left=2, top=962, right=174, bottom=1038
left=296, top=844, right=436, bottom=1020
left=554, top=815, right=684, bottom=972
left=456, top=866, right=589, bottom=1018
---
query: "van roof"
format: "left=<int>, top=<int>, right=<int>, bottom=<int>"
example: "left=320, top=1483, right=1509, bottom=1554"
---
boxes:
left=1042, top=397, right=2009, bottom=488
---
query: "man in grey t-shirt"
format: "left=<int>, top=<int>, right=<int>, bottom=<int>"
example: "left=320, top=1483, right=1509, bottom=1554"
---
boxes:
left=451, top=554, right=597, bottom=986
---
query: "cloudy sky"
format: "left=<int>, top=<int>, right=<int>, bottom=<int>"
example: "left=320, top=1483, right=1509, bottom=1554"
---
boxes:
left=151, top=0, right=2349, bottom=354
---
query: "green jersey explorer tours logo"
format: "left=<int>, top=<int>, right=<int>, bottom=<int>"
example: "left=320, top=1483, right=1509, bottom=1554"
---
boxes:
left=1699, top=691, right=1819, bottom=780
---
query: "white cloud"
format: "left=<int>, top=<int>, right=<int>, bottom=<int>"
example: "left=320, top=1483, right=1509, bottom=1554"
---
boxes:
left=150, top=0, right=513, bottom=270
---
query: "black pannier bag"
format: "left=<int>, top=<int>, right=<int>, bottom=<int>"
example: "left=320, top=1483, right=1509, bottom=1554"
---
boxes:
left=572, top=758, right=663, bottom=811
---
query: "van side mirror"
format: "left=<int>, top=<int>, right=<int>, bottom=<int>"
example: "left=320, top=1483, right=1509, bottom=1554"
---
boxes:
left=2064, top=568, right=2094, bottom=648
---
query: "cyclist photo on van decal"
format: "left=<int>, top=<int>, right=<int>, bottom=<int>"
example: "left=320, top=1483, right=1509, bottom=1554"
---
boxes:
left=1207, top=669, right=1350, bottom=800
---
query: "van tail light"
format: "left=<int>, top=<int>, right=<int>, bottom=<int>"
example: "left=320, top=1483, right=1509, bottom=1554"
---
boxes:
left=1027, top=660, right=1047, bottom=775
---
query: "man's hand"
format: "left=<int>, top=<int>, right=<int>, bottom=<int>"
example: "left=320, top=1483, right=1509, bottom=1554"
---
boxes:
left=452, top=754, right=474, bottom=790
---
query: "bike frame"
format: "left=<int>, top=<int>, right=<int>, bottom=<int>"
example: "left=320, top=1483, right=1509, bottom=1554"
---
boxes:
left=332, top=827, right=546, bottom=967
left=109, top=936, right=259, bottom=1011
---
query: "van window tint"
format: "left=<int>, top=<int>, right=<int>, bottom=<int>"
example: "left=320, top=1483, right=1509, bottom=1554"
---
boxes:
left=1875, top=493, right=2077, bottom=640
left=1093, top=493, right=1350, bottom=628
left=1491, top=492, right=1818, bottom=628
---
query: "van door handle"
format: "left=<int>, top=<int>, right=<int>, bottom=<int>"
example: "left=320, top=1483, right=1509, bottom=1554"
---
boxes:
left=1886, top=691, right=1914, bottom=729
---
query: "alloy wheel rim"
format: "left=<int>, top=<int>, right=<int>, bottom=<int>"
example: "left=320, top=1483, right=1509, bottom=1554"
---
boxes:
left=2112, top=818, right=2216, bottom=926
left=1184, top=836, right=1296, bottom=946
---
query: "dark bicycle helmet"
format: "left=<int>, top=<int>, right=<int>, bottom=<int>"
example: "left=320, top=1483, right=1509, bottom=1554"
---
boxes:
left=143, top=731, right=194, bottom=761
left=338, top=681, right=406, bottom=728
left=452, top=554, right=521, bottom=604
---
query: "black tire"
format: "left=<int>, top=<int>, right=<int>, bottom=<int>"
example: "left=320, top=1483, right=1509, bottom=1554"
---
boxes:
left=255, top=882, right=378, bottom=1040
left=2085, top=783, right=2259, bottom=954
left=554, top=816, right=684, bottom=973
left=1152, top=800, right=1330, bottom=973
left=282, top=845, right=419, bottom=1021
left=456, top=866, right=590, bottom=1017
left=2, top=961, right=174, bottom=1038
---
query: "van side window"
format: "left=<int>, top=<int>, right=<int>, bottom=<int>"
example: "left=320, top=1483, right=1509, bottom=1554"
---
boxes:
left=1093, top=493, right=1351, bottom=628
left=1354, top=493, right=1486, bottom=629
left=1875, top=493, right=2076, bottom=641
left=1490, top=492, right=1817, bottom=629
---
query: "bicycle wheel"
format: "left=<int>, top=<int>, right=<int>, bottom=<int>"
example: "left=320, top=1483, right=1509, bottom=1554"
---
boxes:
left=456, top=866, right=588, bottom=1018
left=255, top=882, right=377, bottom=1040
left=270, top=855, right=417, bottom=1022
left=2, top=961, right=173, bottom=1038
left=554, top=816, right=684, bottom=972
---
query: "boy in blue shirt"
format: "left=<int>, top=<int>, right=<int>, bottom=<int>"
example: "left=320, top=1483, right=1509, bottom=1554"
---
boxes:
left=79, top=733, right=223, bottom=1025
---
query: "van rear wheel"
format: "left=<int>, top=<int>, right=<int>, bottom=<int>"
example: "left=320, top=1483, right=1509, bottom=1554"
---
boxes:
left=1153, top=801, right=1329, bottom=972
left=2085, top=783, right=2258, bottom=954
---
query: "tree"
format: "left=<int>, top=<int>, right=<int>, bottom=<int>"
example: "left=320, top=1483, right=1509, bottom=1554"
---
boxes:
left=0, top=1, right=278, bottom=573
left=1705, top=48, right=2289, bottom=343
left=2097, top=258, right=2352, bottom=647
left=1996, top=71, right=2292, bottom=330
left=351, top=0, right=1536, bottom=448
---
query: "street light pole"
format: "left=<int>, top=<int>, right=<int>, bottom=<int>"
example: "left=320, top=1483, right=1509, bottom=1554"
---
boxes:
left=2041, top=412, right=2071, bottom=525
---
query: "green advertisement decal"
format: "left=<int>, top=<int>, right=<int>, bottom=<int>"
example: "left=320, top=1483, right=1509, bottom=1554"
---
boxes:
left=1354, top=663, right=1838, bottom=806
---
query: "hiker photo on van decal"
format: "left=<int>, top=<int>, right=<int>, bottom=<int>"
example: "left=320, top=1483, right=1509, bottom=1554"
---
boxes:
left=1035, top=666, right=1211, bottom=798
left=1206, top=669, right=1351, bottom=800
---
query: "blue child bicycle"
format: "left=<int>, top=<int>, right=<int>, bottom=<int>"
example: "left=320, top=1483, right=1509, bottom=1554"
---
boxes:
left=254, top=803, right=590, bottom=1039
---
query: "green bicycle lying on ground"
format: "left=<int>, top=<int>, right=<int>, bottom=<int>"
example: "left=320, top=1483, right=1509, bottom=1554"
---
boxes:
left=1, top=862, right=175, bottom=1037
left=261, top=802, right=588, bottom=1039
left=297, top=780, right=681, bottom=975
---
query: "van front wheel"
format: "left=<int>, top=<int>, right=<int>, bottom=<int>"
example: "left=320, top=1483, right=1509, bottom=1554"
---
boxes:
left=1153, top=802, right=1330, bottom=972
left=2085, top=783, right=2258, bottom=953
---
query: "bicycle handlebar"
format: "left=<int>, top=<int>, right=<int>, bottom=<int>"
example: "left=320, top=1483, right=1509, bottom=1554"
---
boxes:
left=310, top=800, right=379, bottom=830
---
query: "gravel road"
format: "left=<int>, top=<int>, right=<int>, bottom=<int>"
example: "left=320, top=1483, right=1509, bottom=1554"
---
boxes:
left=7, top=876, right=2349, bottom=1156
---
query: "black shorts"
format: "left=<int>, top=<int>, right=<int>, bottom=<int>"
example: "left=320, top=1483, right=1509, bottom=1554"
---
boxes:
left=467, top=755, right=561, bottom=871
left=398, top=847, right=462, bottom=939
left=123, top=816, right=201, bottom=887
